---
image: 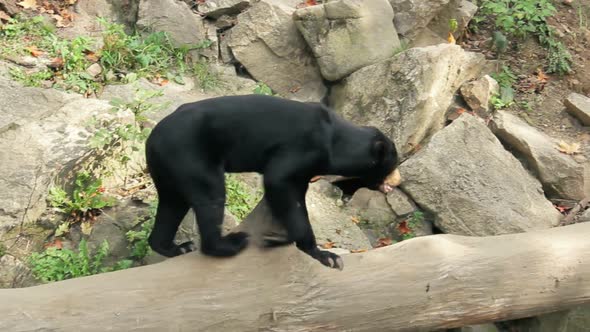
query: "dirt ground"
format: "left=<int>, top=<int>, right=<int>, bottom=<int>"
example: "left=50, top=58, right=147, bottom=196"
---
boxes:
left=462, top=0, right=590, bottom=158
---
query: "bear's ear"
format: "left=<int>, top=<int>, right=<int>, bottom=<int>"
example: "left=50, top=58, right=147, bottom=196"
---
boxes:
left=372, top=140, right=387, bottom=162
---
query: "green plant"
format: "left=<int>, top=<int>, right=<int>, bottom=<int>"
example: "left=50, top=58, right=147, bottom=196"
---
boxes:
left=125, top=200, right=157, bottom=260
left=28, top=239, right=127, bottom=283
left=490, top=86, right=515, bottom=110
left=9, top=67, right=53, bottom=87
left=491, top=65, right=517, bottom=89
left=192, top=60, right=220, bottom=91
left=402, top=211, right=425, bottom=240
left=0, top=243, right=6, bottom=257
left=48, top=171, right=115, bottom=223
left=89, top=87, right=167, bottom=180
left=253, top=82, right=274, bottom=96
left=225, top=174, right=262, bottom=221
left=393, top=39, right=410, bottom=55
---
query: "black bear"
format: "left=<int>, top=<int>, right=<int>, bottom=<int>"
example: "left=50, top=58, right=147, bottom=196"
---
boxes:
left=145, top=94, right=399, bottom=270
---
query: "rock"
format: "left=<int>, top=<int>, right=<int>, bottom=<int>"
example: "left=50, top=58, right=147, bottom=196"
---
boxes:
left=408, top=27, right=446, bottom=48
left=0, top=255, right=36, bottom=288
left=306, top=183, right=372, bottom=250
left=0, top=77, right=117, bottom=239
left=85, top=63, right=103, bottom=78
left=386, top=188, right=416, bottom=217
left=198, top=0, right=250, bottom=19
left=427, top=0, right=478, bottom=40
left=331, top=44, right=487, bottom=158
left=226, top=0, right=326, bottom=101
left=564, top=92, right=590, bottom=126
left=389, top=0, right=451, bottom=36
left=399, top=114, right=561, bottom=236
left=460, top=75, right=499, bottom=118
left=491, top=111, right=587, bottom=200
left=137, top=0, right=209, bottom=49
left=293, top=0, right=399, bottom=81
left=346, top=188, right=396, bottom=229
left=0, top=0, right=19, bottom=16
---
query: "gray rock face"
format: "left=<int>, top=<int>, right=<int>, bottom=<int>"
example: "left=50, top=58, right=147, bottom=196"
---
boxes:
left=198, top=0, right=250, bottom=18
left=0, top=255, right=35, bottom=288
left=331, top=44, right=487, bottom=157
left=491, top=111, right=587, bottom=200
left=347, top=188, right=396, bottom=229
left=386, top=188, right=416, bottom=217
left=460, top=75, right=499, bottom=118
left=226, top=0, right=326, bottom=101
left=0, top=77, right=115, bottom=238
left=427, top=0, right=478, bottom=40
left=137, top=0, right=208, bottom=48
left=389, top=0, right=451, bottom=36
left=400, top=114, right=561, bottom=236
left=564, top=92, right=590, bottom=126
left=293, top=0, right=399, bottom=81
left=306, top=184, right=372, bottom=250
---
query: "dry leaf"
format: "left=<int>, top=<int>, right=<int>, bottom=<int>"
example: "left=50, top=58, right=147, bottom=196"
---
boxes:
left=85, top=51, right=99, bottom=62
left=557, top=141, right=581, bottom=155
left=536, top=69, right=549, bottom=83
left=306, top=0, right=318, bottom=5
left=375, top=237, right=393, bottom=248
left=350, top=249, right=367, bottom=253
left=26, top=45, right=44, bottom=57
left=81, top=221, right=93, bottom=235
left=53, top=14, right=68, bottom=27
left=0, top=10, right=11, bottom=21
left=321, top=241, right=335, bottom=249
left=44, top=239, right=63, bottom=249
left=17, top=0, right=38, bottom=10
left=351, top=216, right=360, bottom=224
left=447, top=32, right=456, bottom=44
left=397, top=220, right=411, bottom=235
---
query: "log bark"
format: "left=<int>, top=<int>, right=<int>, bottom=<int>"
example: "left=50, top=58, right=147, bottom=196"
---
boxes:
left=1, top=204, right=590, bottom=331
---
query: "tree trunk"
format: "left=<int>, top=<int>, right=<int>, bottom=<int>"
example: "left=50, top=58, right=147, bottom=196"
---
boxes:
left=2, top=202, right=590, bottom=331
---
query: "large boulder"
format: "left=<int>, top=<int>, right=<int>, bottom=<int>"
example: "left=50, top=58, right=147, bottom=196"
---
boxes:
left=389, top=0, right=451, bottom=36
left=226, top=0, right=326, bottom=101
left=564, top=92, right=590, bottom=126
left=197, top=0, right=250, bottom=19
left=137, top=0, right=209, bottom=49
left=0, top=76, right=117, bottom=239
left=460, top=75, right=499, bottom=118
left=491, top=111, right=587, bottom=200
left=426, top=0, right=478, bottom=40
left=399, top=114, right=561, bottom=236
left=330, top=44, right=487, bottom=157
left=293, top=0, right=400, bottom=81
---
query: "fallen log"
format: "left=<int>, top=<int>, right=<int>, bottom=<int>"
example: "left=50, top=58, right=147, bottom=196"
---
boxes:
left=1, top=206, right=590, bottom=331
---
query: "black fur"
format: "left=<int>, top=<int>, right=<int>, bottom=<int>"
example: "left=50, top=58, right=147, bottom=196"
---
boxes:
left=145, top=94, right=398, bottom=270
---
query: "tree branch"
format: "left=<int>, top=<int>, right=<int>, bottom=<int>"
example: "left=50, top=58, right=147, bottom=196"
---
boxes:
left=2, top=201, right=590, bottom=331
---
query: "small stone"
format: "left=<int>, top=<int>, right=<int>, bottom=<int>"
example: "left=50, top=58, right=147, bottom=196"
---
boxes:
left=564, top=92, right=590, bottom=126
left=86, top=63, right=103, bottom=77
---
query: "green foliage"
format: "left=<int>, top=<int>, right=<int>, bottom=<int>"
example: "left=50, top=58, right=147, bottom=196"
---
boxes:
left=490, top=86, right=515, bottom=110
left=253, top=82, right=274, bottom=96
left=479, top=0, right=556, bottom=38
left=28, top=239, right=112, bottom=283
left=48, top=171, right=115, bottom=217
left=393, top=39, right=410, bottom=55
left=491, top=65, right=517, bottom=89
left=0, top=15, right=53, bottom=42
left=225, top=174, right=262, bottom=221
left=9, top=67, right=53, bottom=87
left=0, top=243, right=6, bottom=257
left=125, top=200, right=157, bottom=261
left=89, top=87, right=167, bottom=178
left=402, top=211, right=425, bottom=240
left=192, top=60, right=220, bottom=91
left=477, top=0, right=573, bottom=75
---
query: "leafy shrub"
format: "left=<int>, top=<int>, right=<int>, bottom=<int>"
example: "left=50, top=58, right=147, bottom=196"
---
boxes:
left=125, top=201, right=157, bottom=261
left=28, top=239, right=130, bottom=283
left=225, top=175, right=262, bottom=221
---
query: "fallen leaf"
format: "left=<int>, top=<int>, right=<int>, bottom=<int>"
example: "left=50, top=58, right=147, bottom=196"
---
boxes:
left=48, top=57, right=64, bottom=69
left=44, top=239, right=63, bottom=249
left=554, top=204, right=572, bottom=213
left=0, top=10, right=10, bottom=21
left=26, top=45, right=44, bottom=57
left=536, top=69, right=549, bottom=83
left=322, top=241, right=335, bottom=249
left=17, top=0, right=38, bottom=10
left=158, top=79, right=169, bottom=86
left=306, top=0, right=318, bottom=5
left=375, top=237, right=393, bottom=248
left=289, top=86, right=301, bottom=93
left=351, top=216, right=360, bottom=224
left=81, top=221, right=93, bottom=235
left=397, top=220, right=411, bottom=235
left=350, top=249, right=368, bottom=253
left=53, top=14, right=68, bottom=28
left=557, top=141, right=581, bottom=155
left=85, top=50, right=99, bottom=62
left=447, top=32, right=456, bottom=44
